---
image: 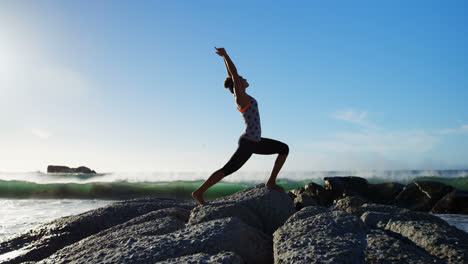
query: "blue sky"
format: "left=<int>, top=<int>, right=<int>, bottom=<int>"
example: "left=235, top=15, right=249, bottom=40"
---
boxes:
left=0, top=0, right=467, bottom=172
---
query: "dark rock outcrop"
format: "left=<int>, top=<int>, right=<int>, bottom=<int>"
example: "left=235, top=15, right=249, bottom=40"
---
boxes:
left=293, top=192, right=317, bottom=210
left=431, top=189, right=468, bottom=214
left=47, top=165, right=96, bottom=174
left=366, top=182, right=404, bottom=204
left=394, top=181, right=454, bottom=211
left=324, top=176, right=369, bottom=201
left=304, top=182, right=333, bottom=207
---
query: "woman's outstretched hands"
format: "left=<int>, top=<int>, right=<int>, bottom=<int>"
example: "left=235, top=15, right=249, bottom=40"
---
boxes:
left=215, top=47, right=227, bottom=57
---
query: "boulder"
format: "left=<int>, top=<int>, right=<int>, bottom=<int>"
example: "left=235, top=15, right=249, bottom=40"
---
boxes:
left=293, top=193, right=317, bottom=210
left=366, top=182, right=404, bottom=204
left=0, top=198, right=195, bottom=263
left=154, top=252, right=244, bottom=264
left=364, top=230, right=442, bottom=263
left=273, top=206, right=367, bottom=264
left=333, top=197, right=468, bottom=263
left=431, top=189, right=468, bottom=214
left=394, top=181, right=454, bottom=211
left=44, top=217, right=272, bottom=264
left=304, top=182, right=333, bottom=207
left=210, top=184, right=295, bottom=235
left=386, top=219, right=467, bottom=263
left=39, top=207, right=190, bottom=264
left=47, top=165, right=96, bottom=174
left=333, top=196, right=368, bottom=215
left=74, top=166, right=96, bottom=174
left=324, top=176, right=368, bottom=201
left=188, top=203, right=263, bottom=231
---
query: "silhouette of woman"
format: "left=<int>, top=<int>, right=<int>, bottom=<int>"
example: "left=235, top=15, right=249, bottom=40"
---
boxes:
left=192, top=47, right=289, bottom=205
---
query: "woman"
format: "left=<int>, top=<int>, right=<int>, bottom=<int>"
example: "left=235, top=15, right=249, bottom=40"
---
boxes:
left=192, top=47, right=289, bottom=205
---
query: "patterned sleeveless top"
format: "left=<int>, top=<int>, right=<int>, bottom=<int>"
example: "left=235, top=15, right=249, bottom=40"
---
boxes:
left=238, top=96, right=261, bottom=142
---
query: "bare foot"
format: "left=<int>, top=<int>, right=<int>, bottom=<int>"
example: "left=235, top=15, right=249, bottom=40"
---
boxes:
left=265, top=183, right=285, bottom=193
left=192, top=190, right=207, bottom=205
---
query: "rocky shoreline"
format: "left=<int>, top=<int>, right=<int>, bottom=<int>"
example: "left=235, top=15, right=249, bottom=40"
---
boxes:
left=1, top=177, right=467, bottom=263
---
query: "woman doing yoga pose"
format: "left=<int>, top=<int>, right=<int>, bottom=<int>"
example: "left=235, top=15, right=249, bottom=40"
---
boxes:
left=192, top=47, right=289, bottom=205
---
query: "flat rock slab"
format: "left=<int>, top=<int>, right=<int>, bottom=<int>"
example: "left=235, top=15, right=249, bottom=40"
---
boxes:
left=0, top=198, right=195, bottom=264
left=273, top=206, right=367, bottom=264
left=154, top=251, right=245, bottom=264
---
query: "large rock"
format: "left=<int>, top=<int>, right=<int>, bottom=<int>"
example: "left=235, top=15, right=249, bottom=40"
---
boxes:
left=188, top=203, right=263, bottom=231
left=208, top=184, right=295, bottom=235
left=364, top=230, right=442, bottom=263
left=333, top=197, right=468, bottom=263
left=304, top=182, right=333, bottom=207
left=154, top=252, right=244, bottom=264
left=0, top=198, right=195, bottom=264
left=324, top=176, right=369, bottom=201
left=39, top=207, right=190, bottom=264
left=293, top=193, right=317, bottom=210
left=366, top=182, right=404, bottom=204
left=431, top=189, right=468, bottom=214
left=273, top=206, right=367, bottom=264
left=393, top=181, right=454, bottom=211
left=45, top=217, right=271, bottom=264
left=47, top=165, right=96, bottom=174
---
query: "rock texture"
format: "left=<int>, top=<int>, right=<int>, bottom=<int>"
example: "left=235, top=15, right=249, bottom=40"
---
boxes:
left=154, top=251, right=244, bottom=264
left=273, top=206, right=367, bottom=264
left=40, top=217, right=271, bottom=264
left=0, top=198, right=195, bottom=264
left=209, top=184, right=295, bottom=235
left=364, top=229, right=441, bottom=264
left=334, top=196, right=468, bottom=263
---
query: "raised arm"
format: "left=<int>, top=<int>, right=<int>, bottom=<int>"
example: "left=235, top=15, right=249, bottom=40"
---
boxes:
left=215, top=47, right=245, bottom=96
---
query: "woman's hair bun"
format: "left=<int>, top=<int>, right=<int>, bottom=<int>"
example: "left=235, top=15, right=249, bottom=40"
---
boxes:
left=224, top=76, right=233, bottom=89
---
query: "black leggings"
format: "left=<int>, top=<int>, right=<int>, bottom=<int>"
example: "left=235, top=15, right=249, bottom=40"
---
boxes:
left=220, top=137, right=289, bottom=177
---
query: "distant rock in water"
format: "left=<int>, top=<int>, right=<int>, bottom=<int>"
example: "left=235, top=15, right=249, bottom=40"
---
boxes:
left=47, top=165, right=96, bottom=174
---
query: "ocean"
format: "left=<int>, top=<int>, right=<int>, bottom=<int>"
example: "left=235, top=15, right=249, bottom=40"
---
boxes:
left=1, top=170, right=467, bottom=241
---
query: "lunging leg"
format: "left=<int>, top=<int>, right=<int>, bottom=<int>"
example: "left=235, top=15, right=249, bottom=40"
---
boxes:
left=192, top=169, right=225, bottom=205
